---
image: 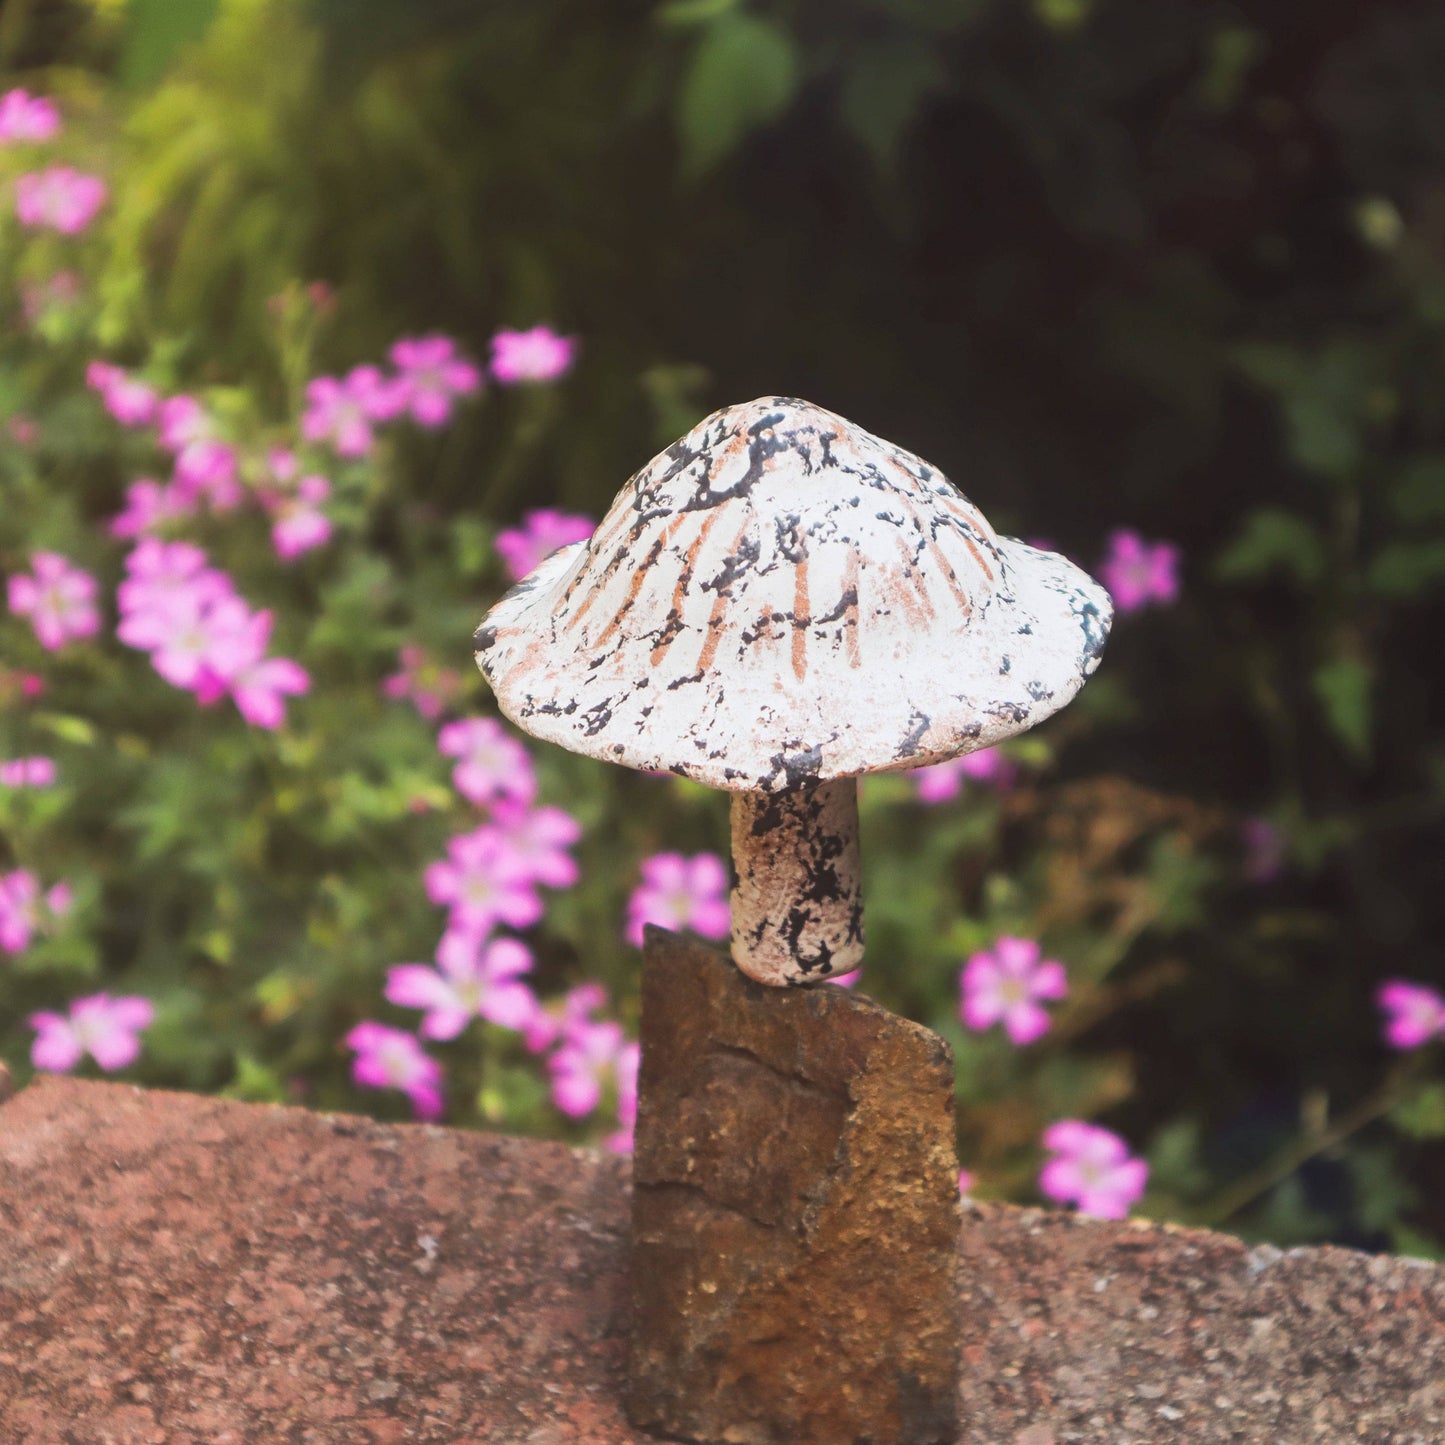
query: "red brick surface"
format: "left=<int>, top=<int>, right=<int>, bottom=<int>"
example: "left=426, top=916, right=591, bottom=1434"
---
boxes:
left=2, top=1076, right=1443, bottom=1444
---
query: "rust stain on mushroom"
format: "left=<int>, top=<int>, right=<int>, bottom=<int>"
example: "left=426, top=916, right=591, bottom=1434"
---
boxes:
left=791, top=556, right=811, bottom=681
left=651, top=510, right=722, bottom=668
left=475, top=395, right=1114, bottom=796
left=555, top=508, right=627, bottom=616
left=563, top=538, right=628, bottom=635
left=892, top=532, right=935, bottom=626
left=953, top=527, right=996, bottom=583
left=926, top=537, right=973, bottom=620
left=695, top=515, right=753, bottom=677
left=594, top=514, right=688, bottom=649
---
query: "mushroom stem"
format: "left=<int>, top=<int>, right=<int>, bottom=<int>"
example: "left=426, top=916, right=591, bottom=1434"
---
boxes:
left=729, top=779, right=864, bottom=987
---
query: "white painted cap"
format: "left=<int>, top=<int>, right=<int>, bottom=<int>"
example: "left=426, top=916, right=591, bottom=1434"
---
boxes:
left=475, top=396, right=1112, bottom=792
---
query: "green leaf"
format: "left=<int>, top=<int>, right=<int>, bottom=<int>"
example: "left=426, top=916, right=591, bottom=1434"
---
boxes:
left=1366, top=540, right=1445, bottom=598
left=1143, top=835, right=1216, bottom=932
left=1197, top=27, right=1264, bottom=112
left=678, top=15, right=799, bottom=178
left=1390, top=457, right=1445, bottom=524
left=119, top=0, right=222, bottom=88
left=1347, top=1144, right=1417, bottom=1235
left=838, top=39, right=947, bottom=170
left=656, top=0, right=740, bottom=25
left=1283, top=395, right=1360, bottom=476
left=224, top=1052, right=288, bottom=1105
left=1311, top=657, right=1371, bottom=760
left=1390, top=1224, right=1444, bottom=1261
left=1232, top=342, right=1304, bottom=393
left=1146, top=1116, right=1211, bottom=1196
left=1214, top=508, right=1326, bottom=587
left=1390, top=1082, right=1445, bottom=1141
left=1034, top=0, right=1090, bottom=30
left=31, top=712, right=97, bottom=747
left=477, top=1061, right=551, bottom=1125
left=1251, top=1173, right=1335, bottom=1245
left=1233, top=341, right=1373, bottom=479
left=641, top=363, right=713, bottom=445
left=450, top=517, right=495, bottom=582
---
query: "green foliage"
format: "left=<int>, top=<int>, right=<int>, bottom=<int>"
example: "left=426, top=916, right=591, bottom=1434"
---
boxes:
left=0, top=0, right=1441, bottom=1257
left=837, top=38, right=947, bottom=171
left=1311, top=657, right=1372, bottom=761
left=1233, top=342, right=1380, bottom=482
left=1214, top=509, right=1326, bottom=589
left=1390, top=1083, right=1445, bottom=1142
left=117, top=0, right=221, bottom=87
left=676, top=12, right=798, bottom=177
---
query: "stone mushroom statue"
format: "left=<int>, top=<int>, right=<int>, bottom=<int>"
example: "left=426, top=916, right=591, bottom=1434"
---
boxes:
left=476, top=397, right=1113, bottom=1445
left=475, top=395, right=1112, bottom=987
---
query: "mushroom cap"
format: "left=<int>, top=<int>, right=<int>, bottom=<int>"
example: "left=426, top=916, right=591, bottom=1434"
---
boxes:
left=475, top=396, right=1112, bottom=793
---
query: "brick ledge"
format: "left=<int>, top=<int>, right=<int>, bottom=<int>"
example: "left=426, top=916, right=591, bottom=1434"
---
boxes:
left=1, top=1077, right=1441, bottom=1444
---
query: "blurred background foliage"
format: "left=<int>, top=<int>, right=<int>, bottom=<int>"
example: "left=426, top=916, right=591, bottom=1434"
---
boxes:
left=2, top=0, right=1443, bottom=1253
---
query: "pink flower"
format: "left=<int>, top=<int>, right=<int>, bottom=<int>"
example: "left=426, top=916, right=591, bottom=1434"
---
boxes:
left=143, top=591, right=253, bottom=696
left=437, top=717, right=537, bottom=810
left=523, top=980, right=608, bottom=1054
left=958, top=1169, right=975, bottom=1198
left=1039, top=1120, right=1148, bottom=1219
left=156, top=394, right=204, bottom=449
left=389, top=334, right=482, bottom=427
left=424, top=827, right=545, bottom=935
left=0, top=89, right=60, bottom=144
left=157, top=396, right=239, bottom=509
left=116, top=539, right=233, bottom=651
left=345, top=1022, right=443, bottom=1120
left=302, top=366, right=403, bottom=457
left=1376, top=981, right=1445, bottom=1051
left=386, top=931, right=538, bottom=1040
left=0, top=755, right=56, bottom=788
left=7, top=414, right=38, bottom=447
left=7, top=551, right=100, bottom=651
left=15, top=167, right=106, bottom=233
left=494, top=508, right=596, bottom=582
left=625, top=852, right=731, bottom=948
left=913, top=746, right=1018, bottom=803
left=489, top=326, right=577, bottom=385
left=961, top=936, right=1067, bottom=1045
left=1099, top=530, right=1180, bottom=613
left=267, top=447, right=298, bottom=483
left=109, top=478, right=190, bottom=539
left=490, top=801, right=582, bottom=888
left=381, top=644, right=464, bottom=721
left=86, top=362, right=158, bottom=427
left=605, top=1041, right=641, bottom=1153
left=548, top=1018, right=625, bottom=1118
left=116, top=543, right=306, bottom=725
left=0, top=869, right=71, bottom=953
left=209, top=608, right=309, bottom=729
left=263, top=474, right=332, bottom=561
left=30, top=993, right=153, bottom=1073
left=260, top=450, right=333, bottom=562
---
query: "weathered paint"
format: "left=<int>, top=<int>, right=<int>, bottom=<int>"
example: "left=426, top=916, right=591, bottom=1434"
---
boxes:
left=475, top=396, right=1113, bottom=793
left=730, top=779, right=863, bottom=986
left=474, top=395, right=1115, bottom=985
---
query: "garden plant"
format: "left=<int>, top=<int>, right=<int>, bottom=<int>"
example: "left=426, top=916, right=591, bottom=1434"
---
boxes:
left=1, top=0, right=1443, bottom=1261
